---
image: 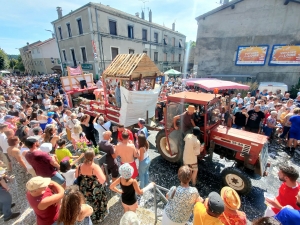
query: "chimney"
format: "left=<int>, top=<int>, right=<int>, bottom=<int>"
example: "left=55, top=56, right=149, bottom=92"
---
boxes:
left=141, top=10, right=145, bottom=20
left=135, top=12, right=140, bottom=18
left=223, top=0, right=229, bottom=4
left=56, top=7, right=62, bottom=19
left=149, top=9, right=152, bottom=22
left=172, top=22, right=175, bottom=31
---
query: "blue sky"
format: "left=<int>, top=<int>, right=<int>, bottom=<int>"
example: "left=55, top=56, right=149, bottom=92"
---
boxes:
left=0, top=0, right=219, bottom=55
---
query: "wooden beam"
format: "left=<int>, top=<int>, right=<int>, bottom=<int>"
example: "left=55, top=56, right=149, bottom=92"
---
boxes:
left=137, top=74, right=142, bottom=91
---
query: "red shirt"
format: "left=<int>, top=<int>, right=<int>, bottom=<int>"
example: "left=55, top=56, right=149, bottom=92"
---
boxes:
left=273, top=182, right=300, bottom=214
left=26, top=187, right=60, bottom=225
left=25, top=150, right=56, bottom=177
left=117, top=128, right=134, bottom=142
left=263, top=112, right=270, bottom=125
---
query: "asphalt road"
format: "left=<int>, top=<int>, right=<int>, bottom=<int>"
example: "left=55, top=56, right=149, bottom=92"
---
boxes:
left=145, top=130, right=300, bottom=222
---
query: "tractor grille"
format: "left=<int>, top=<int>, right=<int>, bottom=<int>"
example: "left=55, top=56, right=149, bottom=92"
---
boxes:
left=259, top=142, right=269, bottom=176
left=240, top=144, right=251, bottom=157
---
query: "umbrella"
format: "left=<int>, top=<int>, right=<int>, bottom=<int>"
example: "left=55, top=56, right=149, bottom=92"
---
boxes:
left=164, top=69, right=181, bottom=77
left=185, top=78, right=250, bottom=91
left=0, top=70, right=10, bottom=74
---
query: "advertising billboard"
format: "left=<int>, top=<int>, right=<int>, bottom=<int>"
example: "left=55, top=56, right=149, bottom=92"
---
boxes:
left=235, top=45, right=269, bottom=66
left=269, top=45, right=300, bottom=65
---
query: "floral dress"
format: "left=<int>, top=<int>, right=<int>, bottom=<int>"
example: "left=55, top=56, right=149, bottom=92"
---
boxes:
left=78, top=169, right=108, bottom=223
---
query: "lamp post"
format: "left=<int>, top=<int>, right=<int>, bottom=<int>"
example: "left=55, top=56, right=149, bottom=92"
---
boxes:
left=45, top=29, right=64, bottom=75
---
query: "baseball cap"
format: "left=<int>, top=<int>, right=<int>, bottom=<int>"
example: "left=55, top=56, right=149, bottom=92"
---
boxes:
left=241, top=106, right=246, bottom=110
left=207, top=192, right=225, bottom=215
left=40, top=143, right=52, bottom=153
left=4, top=115, right=15, bottom=121
left=237, top=93, right=241, bottom=96
left=138, top=118, right=146, bottom=124
left=47, top=112, right=54, bottom=117
left=26, top=176, right=51, bottom=191
left=193, top=126, right=201, bottom=136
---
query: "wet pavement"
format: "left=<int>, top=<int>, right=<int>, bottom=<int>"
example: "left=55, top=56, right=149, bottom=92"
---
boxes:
left=145, top=131, right=300, bottom=222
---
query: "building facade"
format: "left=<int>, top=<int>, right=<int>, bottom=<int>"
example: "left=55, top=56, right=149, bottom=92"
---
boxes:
left=19, top=41, right=41, bottom=74
left=31, top=38, right=61, bottom=74
left=194, top=0, right=300, bottom=86
left=51, top=3, right=186, bottom=78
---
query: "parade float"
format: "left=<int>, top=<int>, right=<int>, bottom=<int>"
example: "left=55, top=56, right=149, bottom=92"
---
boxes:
left=61, top=53, right=161, bottom=127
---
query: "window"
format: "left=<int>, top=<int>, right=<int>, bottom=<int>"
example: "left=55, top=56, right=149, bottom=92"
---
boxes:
left=143, top=51, right=147, bottom=55
left=81, top=47, right=87, bottom=63
left=71, top=49, right=77, bottom=67
left=154, top=32, right=158, bottom=43
left=111, top=47, right=119, bottom=60
left=179, top=54, right=181, bottom=62
left=164, top=35, right=168, bottom=45
left=179, top=39, right=183, bottom=48
left=66, top=23, right=72, bottom=37
left=172, top=37, right=175, bottom=47
left=129, top=49, right=134, bottom=54
left=58, top=27, right=63, bottom=40
left=171, top=54, right=174, bottom=62
left=128, top=25, right=134, bottom=39
left=154, top=52, right=158, bottom=61
left=77, top=19, right=83, bottom=35
left=62, top=50, right=67, bottom=61
left=109, top=20, right=117, bottom=35
left=142, top=29, right=147, bottom=41
left=164, top=53, right=167, bottom=61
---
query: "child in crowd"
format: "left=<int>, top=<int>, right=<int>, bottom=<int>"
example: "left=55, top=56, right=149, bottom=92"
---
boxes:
left=55, top=139, right=80, bottom=163
left=71, top=124, right=89, bottom=150
left=60, top=153, right=84, bottom=187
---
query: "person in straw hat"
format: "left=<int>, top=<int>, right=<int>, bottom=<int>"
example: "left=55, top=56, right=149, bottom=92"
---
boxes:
left=26, top=176, right=65, bottom=225
left=173, top=104, right=196, bottom=134
left=219, top=186, right=247, bottom=225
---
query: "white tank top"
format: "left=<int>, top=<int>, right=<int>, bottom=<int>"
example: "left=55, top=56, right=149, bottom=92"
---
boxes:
left=20, top=147, right=33, bottom=169
left=142, top=147, right=149, bottom=160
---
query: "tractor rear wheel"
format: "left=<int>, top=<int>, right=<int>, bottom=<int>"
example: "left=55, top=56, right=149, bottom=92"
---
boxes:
left=221, top=167, right=252, bottom=195
left=156, top=130, right=182, bottom=163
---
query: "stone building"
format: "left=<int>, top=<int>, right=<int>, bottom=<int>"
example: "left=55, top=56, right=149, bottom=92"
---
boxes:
left=51, top=3, right=186, bottom=78
left=31, top=38, right=61, bottom=75
left=194, top=0, right=300, bottom=86
left=19, top=41, right=41, bottom=74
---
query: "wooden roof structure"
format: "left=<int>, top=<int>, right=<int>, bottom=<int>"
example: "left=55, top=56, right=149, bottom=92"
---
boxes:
left=102, top=53, right=161, bottom=80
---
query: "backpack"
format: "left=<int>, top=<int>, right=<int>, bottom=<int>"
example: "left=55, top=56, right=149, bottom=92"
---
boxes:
left=16, top=125, right=27, bottom=142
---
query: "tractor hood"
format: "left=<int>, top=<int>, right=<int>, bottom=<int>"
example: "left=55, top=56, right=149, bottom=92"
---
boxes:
left=210, top=125, right=268, bottom=165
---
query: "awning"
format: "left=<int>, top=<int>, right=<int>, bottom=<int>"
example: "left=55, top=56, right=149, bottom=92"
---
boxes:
left=184, top=78, right=250, bottom=91
left=164, top=69, right=181, bottom=76
left=0, top=70, right=10, bottom=74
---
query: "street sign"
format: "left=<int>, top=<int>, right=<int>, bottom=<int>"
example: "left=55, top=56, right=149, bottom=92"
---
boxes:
left=81, top=64, right=93, bottom=70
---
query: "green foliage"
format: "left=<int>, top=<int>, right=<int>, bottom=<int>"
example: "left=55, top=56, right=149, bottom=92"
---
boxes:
left=9, top=59, right=17, bottom=69
left=290, top=77, right=300, bottom=99
left=0, top=49, right=9, bottom=70
left=17, top=62, right=25, bottom=71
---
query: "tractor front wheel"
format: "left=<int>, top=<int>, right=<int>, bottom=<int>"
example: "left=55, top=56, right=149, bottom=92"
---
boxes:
left=156, top=130, right=182, bottom=163
left=221, top=167, right=252, bottom=195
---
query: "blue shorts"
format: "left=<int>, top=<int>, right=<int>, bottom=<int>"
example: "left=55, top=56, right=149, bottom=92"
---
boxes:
left=289, top=129, right=300, bottom=140
left=263, top=126, right=273, bottom=137
left=51, top=172, right=65, bottom=185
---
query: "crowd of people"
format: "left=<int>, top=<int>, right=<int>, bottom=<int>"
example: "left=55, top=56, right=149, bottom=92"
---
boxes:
left=0, top=73, right=299, bottom=225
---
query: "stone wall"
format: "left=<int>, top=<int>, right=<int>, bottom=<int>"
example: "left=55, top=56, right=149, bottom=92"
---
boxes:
left=195, top=0, right=300, bottom=86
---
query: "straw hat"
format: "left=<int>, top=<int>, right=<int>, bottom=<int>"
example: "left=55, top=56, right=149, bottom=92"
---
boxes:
left=220, top=186, right=241, bottom=211
left=26, top=176, right=51, bottom=191
left=186, top=105, right=196, bottom=113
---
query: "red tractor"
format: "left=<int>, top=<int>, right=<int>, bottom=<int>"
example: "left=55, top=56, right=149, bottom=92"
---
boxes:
left=156, top=91, right=269, bottom=194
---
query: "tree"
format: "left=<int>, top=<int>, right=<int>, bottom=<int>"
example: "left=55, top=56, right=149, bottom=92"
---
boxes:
left=9, top=59, right=17, bottom=69
left=17, top=62, right=25, bottom=72
left=0, top=49, right=9, bottom=70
